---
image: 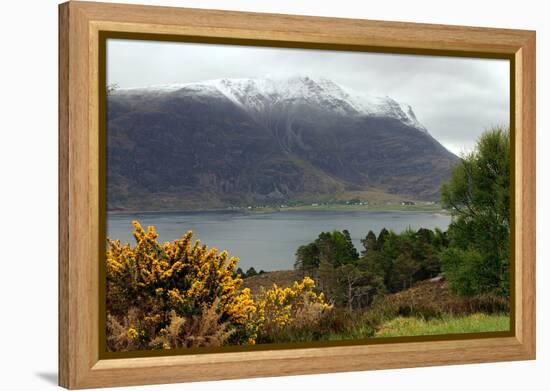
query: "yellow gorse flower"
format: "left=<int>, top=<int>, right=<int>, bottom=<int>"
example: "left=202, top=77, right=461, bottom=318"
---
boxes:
left=106, top=221, right=331, bottom=347
left=254, top=276, right=332, bottom=335
left=127, top=327, right=139, bottom=340
left=107, top=221, right=257, bottom=342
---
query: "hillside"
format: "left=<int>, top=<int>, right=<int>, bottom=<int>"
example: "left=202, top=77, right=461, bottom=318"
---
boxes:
left=373, top=277, right=509, bottom=317
left=106, top=76, right=459, bottom=211
left=370, top=277, right=510, bottom=337
left=242, top=271, right=509, bottom=316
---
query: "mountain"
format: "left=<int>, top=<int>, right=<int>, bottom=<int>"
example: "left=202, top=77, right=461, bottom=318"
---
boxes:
left=106, top=76, right=458, bottom=211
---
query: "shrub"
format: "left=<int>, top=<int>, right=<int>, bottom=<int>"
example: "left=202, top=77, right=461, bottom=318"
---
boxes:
left=106, top=222, right=334, bottom=351
left=107, top=299, right=236, bottom=351
left=148, top=298, right=236, bottom=349
left=253, top=276, right=332, bottom=343
left=106, top=221, right=257, bottom=350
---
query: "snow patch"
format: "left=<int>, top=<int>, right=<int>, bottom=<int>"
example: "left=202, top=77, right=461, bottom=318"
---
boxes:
left=114, top=76, right=427, bottom=131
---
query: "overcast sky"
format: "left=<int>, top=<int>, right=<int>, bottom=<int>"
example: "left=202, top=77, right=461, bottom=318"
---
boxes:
left=107, top=39, right=510, bottom=155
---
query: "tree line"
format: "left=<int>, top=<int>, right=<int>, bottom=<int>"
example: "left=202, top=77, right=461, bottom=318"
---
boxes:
left=294, top=127, right=511, bottom=310
left=294, top=227, right=447, bottom=311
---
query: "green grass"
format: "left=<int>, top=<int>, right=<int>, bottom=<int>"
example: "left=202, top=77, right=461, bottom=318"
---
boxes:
left=326, top=324, right=375, bottom=341
left=374, top=313, right=510, bottom=338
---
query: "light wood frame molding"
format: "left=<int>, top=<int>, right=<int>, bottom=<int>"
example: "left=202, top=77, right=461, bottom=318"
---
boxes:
left=59, top=1, right=536, bottom=388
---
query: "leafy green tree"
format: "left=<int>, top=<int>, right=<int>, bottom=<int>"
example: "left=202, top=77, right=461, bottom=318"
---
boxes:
left=381, top=230, right=414, bottom=291
left=377, top=228, right=390, bottom=249
left=390, top=254, right=417, bottom=291
left=413, top=228, right=441, bottom=280
left=294, top=230, right=359, bottom=274
left=245, top=267, right=258, bottom=278
left=432, top=228, right=449, bottom=250
left=361, top=230, right=378, bottom=256
left=440, top=127, right=510, bottom=297
left=416, top=228, right=434, bottom=244
left=294, top=242, right=320, bottom=274
left=343, top=229, right=359, bottom=260
left=317, top=259, right=338, bottom=300
left=359, top=248, right=388, bottom=282
left=366, top=228, right=443, bottom=293
left=297, top=226, right=446, bottom=309
left=317, top=231, right=358, bottom=266
left=439, top=248, right=491, bottom=296
left=336, top=264, right=367, bottom=312
left=356, top=256, right=386, bottom=305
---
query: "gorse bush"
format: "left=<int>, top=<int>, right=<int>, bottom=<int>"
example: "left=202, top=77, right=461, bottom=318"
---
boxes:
left=107, top=299, right=236, bottom=350
left=147, top=298, right=236, bottom=349
left=106, top=221, right=257, bottom=350
left=253, top=277, right=332, bottom=343
left=106, top=221, right=330, bottom=351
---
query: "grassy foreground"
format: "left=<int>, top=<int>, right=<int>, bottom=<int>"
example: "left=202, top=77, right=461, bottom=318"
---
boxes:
left=374, top=313, right=510, bottom=337
left=243, top=273, right=509, bottom=343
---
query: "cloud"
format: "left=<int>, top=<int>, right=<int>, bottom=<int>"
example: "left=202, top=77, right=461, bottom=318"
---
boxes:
left=107, top=39, right=509, bottom=155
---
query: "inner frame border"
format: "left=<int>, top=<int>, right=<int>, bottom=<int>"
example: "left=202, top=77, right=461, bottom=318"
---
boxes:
left=97, top=30, right=516, bottom=360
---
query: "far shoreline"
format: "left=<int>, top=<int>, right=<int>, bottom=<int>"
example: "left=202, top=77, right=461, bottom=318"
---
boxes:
left=107, top=203, right=451, bottom=216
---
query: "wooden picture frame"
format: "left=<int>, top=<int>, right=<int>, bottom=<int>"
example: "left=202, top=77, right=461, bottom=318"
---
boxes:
left=59, top=1, right=536, bottom=388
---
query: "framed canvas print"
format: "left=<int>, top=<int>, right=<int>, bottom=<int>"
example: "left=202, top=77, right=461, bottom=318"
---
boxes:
left=58, top=1, right=536, bottom=389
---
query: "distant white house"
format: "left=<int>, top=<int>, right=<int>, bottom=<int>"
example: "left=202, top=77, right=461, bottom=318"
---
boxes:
left=346, top=199, right=368, bottom=206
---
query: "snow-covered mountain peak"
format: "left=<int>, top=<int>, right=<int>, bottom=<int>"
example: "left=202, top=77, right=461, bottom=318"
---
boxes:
left=115, top=76, right=427, bottom=132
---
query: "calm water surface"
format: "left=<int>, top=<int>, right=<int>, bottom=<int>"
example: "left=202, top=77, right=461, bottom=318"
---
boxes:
left=107, top=210, right=450, bottom=271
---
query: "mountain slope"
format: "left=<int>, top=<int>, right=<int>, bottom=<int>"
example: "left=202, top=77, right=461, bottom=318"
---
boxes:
left=106, top=76, right=458, bottom=211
